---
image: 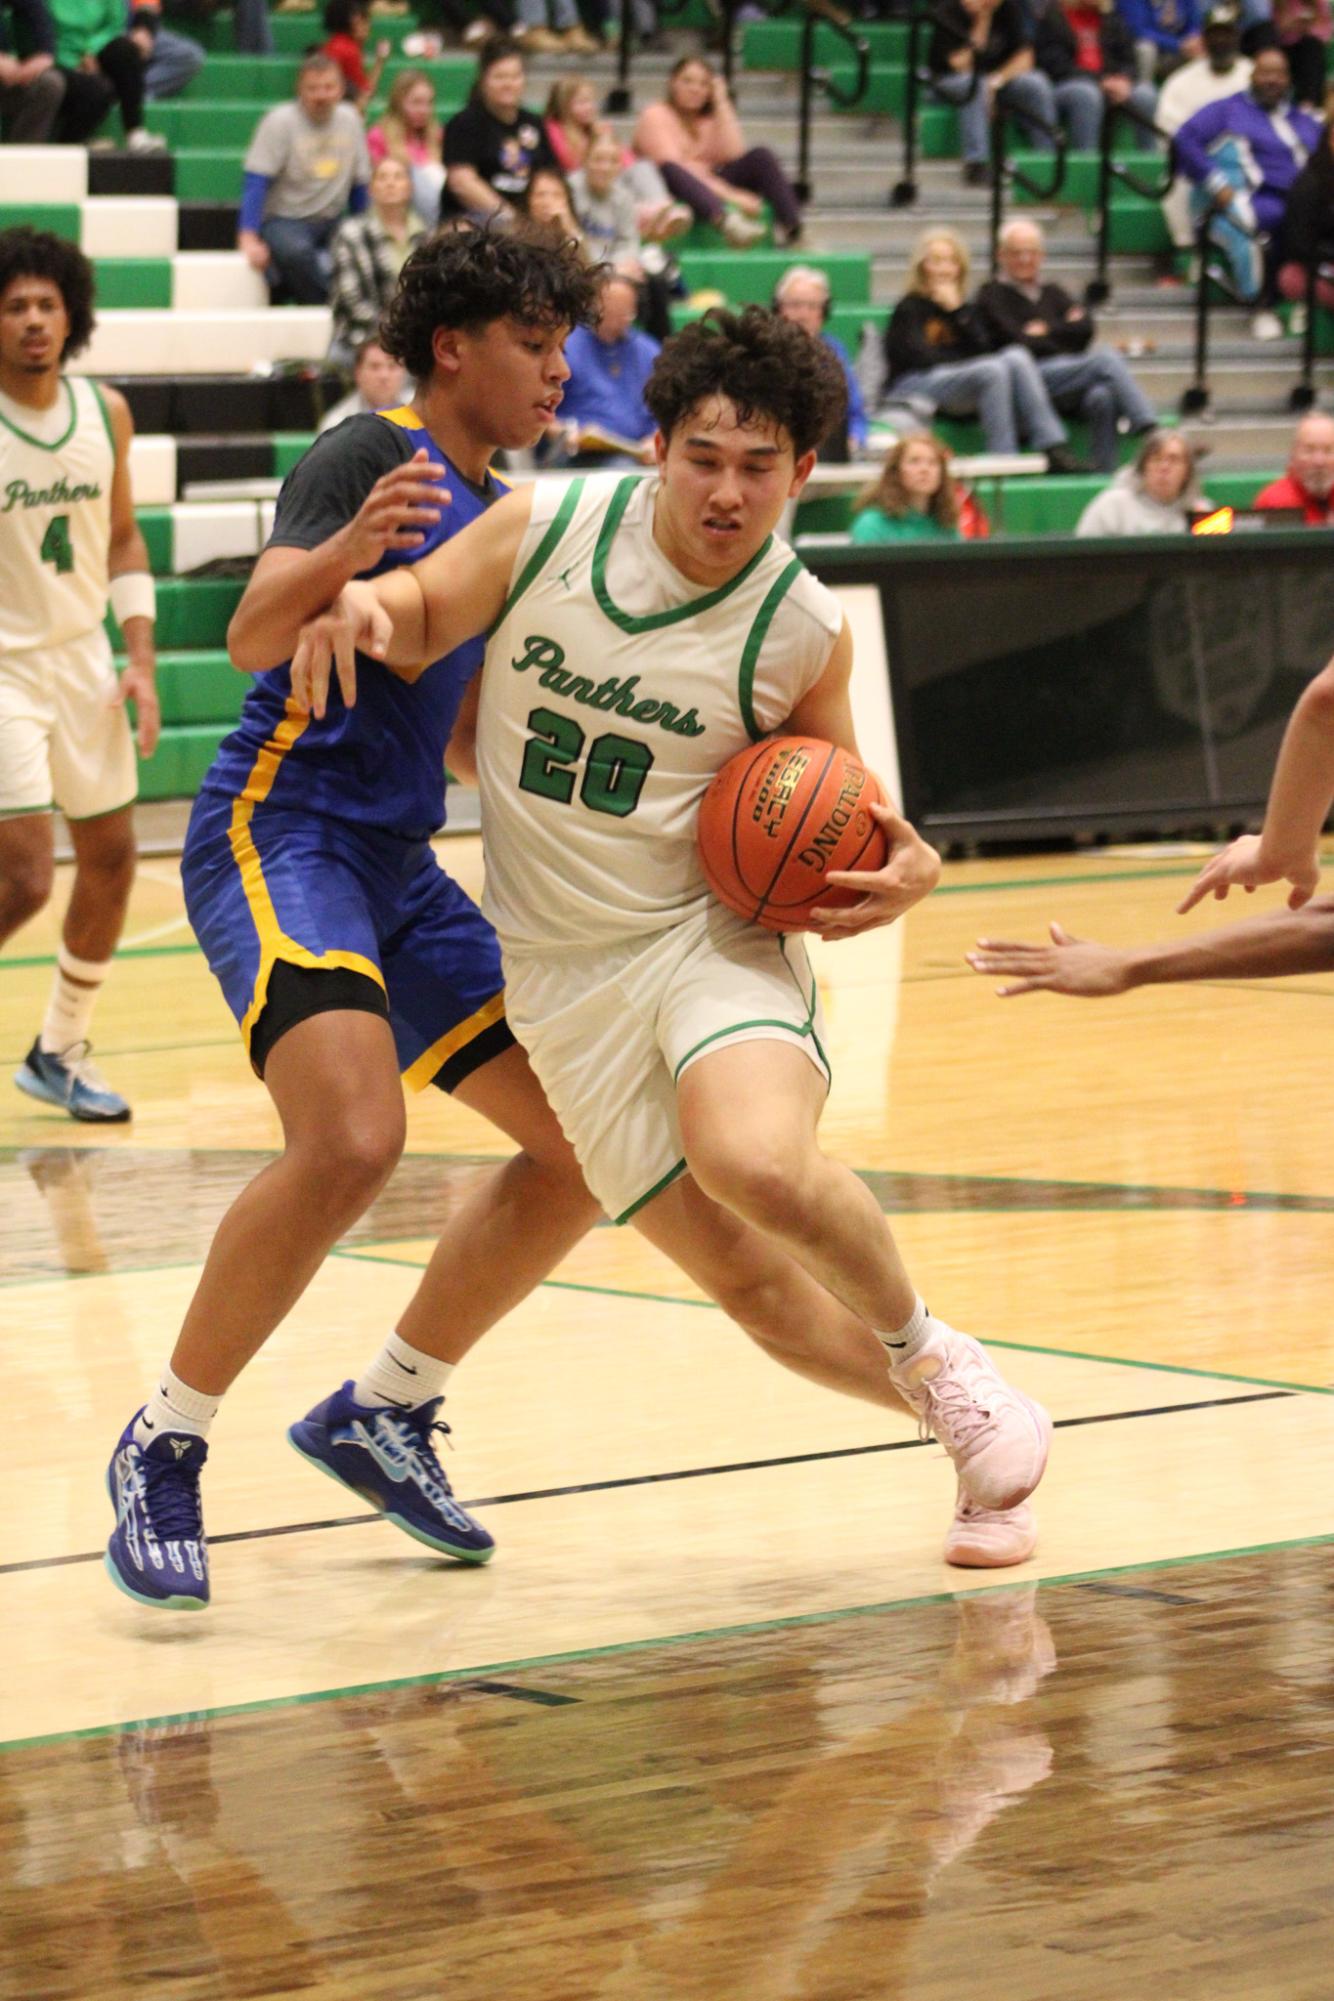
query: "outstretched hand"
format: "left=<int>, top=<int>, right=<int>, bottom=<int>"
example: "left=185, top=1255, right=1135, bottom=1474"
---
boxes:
left=806, top=802, right=941, bottom=939
left=967, top=921, right=1133, bottom=998
left=1176, top=834, right=1320, bottom=914
left=289, top=582, right=394, bottom=719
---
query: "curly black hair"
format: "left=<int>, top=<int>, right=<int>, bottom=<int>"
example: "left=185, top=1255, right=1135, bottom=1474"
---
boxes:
left=0, top=227, right=96, bottom=362
left=379, top=224, right=601, bottom=381
left=644, top=306, right=847, bottom=460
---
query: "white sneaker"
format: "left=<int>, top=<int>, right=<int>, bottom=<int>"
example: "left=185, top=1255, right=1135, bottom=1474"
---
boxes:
left=721, top=209, right=765, bottom=249
left=944, top=1484, right=1037, bottom=1568
left=126, top=127, right=168, bottom=154
left=888, top=1326, right=1051, bottom=1512
left=1250, top=309, right=1285, bottom=341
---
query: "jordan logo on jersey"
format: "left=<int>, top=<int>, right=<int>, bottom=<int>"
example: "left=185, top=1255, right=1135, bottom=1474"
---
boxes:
left=4, top=474, right=103, bottom=512
left=510, top=635, right=706, bottom=738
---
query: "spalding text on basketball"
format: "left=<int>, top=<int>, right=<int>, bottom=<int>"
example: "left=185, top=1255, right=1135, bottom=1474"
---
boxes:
left=796, top=772, right=867, bottom=873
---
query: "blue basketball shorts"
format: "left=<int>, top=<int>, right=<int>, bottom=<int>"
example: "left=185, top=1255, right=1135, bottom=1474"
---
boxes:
left=181, top=791, right=514, bottom=1091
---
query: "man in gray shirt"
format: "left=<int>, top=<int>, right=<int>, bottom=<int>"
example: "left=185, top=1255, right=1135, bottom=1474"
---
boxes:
left=238, top=52, right=370, bottom=305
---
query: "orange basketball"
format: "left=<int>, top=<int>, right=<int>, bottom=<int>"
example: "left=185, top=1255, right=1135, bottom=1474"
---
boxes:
left=697, top=737, right=889, bottom=932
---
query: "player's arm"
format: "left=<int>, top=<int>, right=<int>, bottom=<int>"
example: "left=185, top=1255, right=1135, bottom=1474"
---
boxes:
left=288, top=485, right=536, bottom=720
left=968, top=900, right=1334, bottom=997
left=1177, top=655, right=1334, bottom=915
left=444, top=670, right=481, bottom=786
left=103, top=385, right=160, bottom=758
left=782, top=619, right=941, bottom=939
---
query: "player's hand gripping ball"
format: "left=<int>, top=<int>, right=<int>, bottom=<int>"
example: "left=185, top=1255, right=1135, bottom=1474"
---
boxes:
left=697, top=737, right=890, bottom=931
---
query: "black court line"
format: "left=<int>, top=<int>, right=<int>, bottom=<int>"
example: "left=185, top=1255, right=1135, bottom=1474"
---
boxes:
left=0, top=1388, right=1291, bottom=1581
left=465, top=1680, right=580, bottom=1707
left=1074, top=1581, right=1199, bottom=1606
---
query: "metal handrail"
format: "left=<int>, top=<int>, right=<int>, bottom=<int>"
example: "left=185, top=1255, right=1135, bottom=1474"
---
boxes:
left=987, top=98, right=1067, bottom=274
left=892, top=0, right=979, bottom=208
left=1180, top=193, right=1264, bottom=415
left=1290, top=253, right=1320, bottom=410
left=1086, top=97, right=1175, bottom=306
left=794, top=4, right=871, bottom=201
left=604, top=0, right=700, bottom=116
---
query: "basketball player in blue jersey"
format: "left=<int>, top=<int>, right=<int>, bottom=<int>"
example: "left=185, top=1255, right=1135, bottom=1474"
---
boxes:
left=104, top=230, right=608, bottom=1610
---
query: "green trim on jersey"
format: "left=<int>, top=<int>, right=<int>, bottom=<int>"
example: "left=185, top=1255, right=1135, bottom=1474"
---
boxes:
left=0, top=378, right=76, bottom=453
left=615, top=1155, right=688, bottom=1227
left=738, top=555, right=804, bottom=743
left=495, top=477, right=585, bottom=629
left=89, top=380, right=117, bottom=456
left=672, top=1014, right=826, bottom=1081
left=780, top=935, right=831, bottom=1080
left=592, top=476, right=774, bottom=635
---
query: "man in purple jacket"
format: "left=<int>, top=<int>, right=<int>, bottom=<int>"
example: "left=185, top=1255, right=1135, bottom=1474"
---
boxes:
left=1174, top=46, right=1321, bottom=334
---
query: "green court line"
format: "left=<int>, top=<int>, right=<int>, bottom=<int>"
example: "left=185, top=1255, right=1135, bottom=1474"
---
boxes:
left=7, top=1526, right=1334, bottom=1756
left=0, top=942, right=201, bottom=972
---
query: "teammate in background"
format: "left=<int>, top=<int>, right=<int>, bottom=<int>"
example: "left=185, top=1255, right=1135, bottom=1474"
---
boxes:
left=279, top=307, right=1054, bottom=1572
left=967, top=650, right=1334, bottom=997
left=0, top=227, right=159, bottom=1125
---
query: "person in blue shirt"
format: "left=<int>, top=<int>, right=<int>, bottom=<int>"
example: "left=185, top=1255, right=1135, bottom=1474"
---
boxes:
left=1117, top=0, right=1204, bottom=78
left=558, top=269, right=661, bottom=465
left=773, top=265, right=869, bottom=460
left=103, top=230, right=607, bottom=1613
left=238, top=53, right=370, bottom=304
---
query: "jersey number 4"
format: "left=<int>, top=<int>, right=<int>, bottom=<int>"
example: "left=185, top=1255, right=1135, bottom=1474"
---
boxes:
left=40, top=514, right=75, bottom=576
left=519, top=706, right=653, bottom=819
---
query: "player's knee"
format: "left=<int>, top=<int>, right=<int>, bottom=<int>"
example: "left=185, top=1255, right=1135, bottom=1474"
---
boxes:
left=312, top=1108, right=405, bottom=1206
left=82, top=827, right=137, bottom=893
left=0, top=852, right=54, bottom=925
left=686, top=1135, right=806, bottom=1235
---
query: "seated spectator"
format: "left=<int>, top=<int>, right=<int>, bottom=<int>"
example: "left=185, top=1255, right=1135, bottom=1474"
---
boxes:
left=234, top=0, right=273, bottom=54
left=977, top=219, right=1157, bottom=467
left=1253, top=410, right=1334, bottom=518
left=1075, top=428, right=1208, bottom=530
left=369, top=68, right=445, bottom=221
left=558, top=269, right=659, bottom=463
left=522, top=161, right=584, bottom=239
left=927, top=0, right=1054, bottom=187
left=1030, top=0, right=1158, bottom=150
left=1278, top=115, right=1334, bottom=315
left=633, top=56, right=802, bottom=248
left=547, top=76, right=688, bottom=237
left=1157, top=3, right=1252, bottom=254
left=330, top=153, right=425, bottom=364
left=1174, top=47, right=1320, bottom=332
left=1119, top=0, right=1205, bottom=80
left=513, top=0, right=600, bottom=53
left=322, top=0, right=389, bottom=114
left=442, top=35, right=555, bottom=221
left=773, top=264, right=869, bottom=459
left=318, top=336, right=408, bottom=432
left=850, top=434, right=964, bottom=542
left=883, top=229, right=1082, bottom=469
left=239, top=53, right=370, bottom=305
left=128, top=3, right=204, bottom=103
left=48, top=0, right=164, bottom=149
left=1270, top=0, right=1330, bottom=107
left=569, top=127, right=675, bottom=339
left=0, top=0, right=64, bottom=141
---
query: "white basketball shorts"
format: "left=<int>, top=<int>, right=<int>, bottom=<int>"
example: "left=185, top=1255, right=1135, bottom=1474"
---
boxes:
left=502, top=901, right=831, bottom=1225
left=0, top=627, right=137, bottom=821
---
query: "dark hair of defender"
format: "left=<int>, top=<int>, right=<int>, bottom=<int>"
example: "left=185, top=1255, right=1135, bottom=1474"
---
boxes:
left=643, top=305, right=847, bottom=462
left=0, top=226, right=96, bottom=362
left=379, top=224, right=602, bottom=381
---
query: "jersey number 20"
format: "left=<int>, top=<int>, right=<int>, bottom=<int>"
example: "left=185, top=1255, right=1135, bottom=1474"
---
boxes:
left=519, top=706, right=653, bottom=819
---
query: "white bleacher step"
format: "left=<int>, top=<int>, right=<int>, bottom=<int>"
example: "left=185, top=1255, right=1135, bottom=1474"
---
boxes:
left=172, top=253, right=269, bottom=312
left=126, top=434, right=177, bottom=508
left=73, top=307, right=331, bottom=376
left=83, top=197, right=179, bottom=259
left=0, top=145, right=86, bottom=203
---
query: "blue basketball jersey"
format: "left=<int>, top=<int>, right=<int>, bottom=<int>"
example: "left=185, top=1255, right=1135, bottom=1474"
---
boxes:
left=201, top=409, right=503, bottom=841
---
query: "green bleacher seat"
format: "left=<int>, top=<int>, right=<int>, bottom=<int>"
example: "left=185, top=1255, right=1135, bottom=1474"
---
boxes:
left=678, top=252, right=871, bottom=306
left=173, top=151, right=245, bottom=203
left=1009, top=151, right=1162, bottom=209
left=152, top=651, right=248, bottom=727
left=93, top=259, right=173, bottom=309
left=138, top=724, right=234, bottom=800
left=742, top=19, right=909, bottom=67
left=0, top=203, right=82, bottom=239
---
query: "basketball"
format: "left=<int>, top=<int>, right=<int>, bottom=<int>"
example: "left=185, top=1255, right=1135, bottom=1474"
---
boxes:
left=696, top=737, right=889, bottom=931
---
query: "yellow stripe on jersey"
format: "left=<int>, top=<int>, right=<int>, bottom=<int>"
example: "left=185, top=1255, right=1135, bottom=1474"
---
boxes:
left=228, top=697, right=385, bottom=1050
left=376, top=406, right=420, bottom=429
left=401, top=989, right=507, bottom=1094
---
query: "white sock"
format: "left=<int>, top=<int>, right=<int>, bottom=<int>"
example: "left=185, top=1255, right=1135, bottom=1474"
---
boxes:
left=40, top=948, right=111, bottom=1054
left=133, top=1364, right=221, bottom=1446
left=353, top=1331, right=454, bottom=1410
left=875, top=1295, right=930, bottom=1365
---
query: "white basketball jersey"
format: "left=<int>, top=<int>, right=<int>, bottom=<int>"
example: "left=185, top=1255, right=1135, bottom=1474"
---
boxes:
left=478, top=473, right=843, bottom=951
left=0, top=376, right=114, bottom=654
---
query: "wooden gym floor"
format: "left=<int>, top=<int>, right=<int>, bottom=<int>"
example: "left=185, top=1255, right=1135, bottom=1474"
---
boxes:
left=3, top=838, right=1333, bottom=2001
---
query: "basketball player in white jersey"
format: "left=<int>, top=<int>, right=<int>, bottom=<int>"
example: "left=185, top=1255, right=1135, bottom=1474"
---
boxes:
left=275, top=308, right=1052, bottom=1565
left=0, top=227, right=159, bottom=1122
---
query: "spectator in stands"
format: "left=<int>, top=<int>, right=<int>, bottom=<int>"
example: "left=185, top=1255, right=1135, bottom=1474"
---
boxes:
left=632, top=56, right=802, bottom=247
left=1173, top=46, right=1320, bottom=334
left=1029, top=0, right=1158, bottom=149
left=441, top=35, right=555, bottom=221
left=928, top=0, right=1054, bottom=188
left=1278, top=113, right=1334, bottom=315
left=977, top=219, right=1157, bottom=467
left=773, top=264, right=869, bottom=458
left=318, top=335, right=408, bottom=432
left=547, top=76, right=688, bottom=236
left=234, top=0, right=272, bottom=55
left=1157, top=3, right=1251, bottom=255
left=850, top=434, right=964, bottom=542
left=569, top=126, right=675, bottom=338
left=368, top=68, right=445, bottom=221
left=1253, top=409, right=1334, bottom=518
left=1270, top=0, right=1330, bottom=107
left=1119, top=0, right=1205, bottom=80
left=0, top=0, right=64, bottom=141
left=239, top=52, right=371, bottom=305
left=522, top=161, right=584, bottom=238
left=1075, top=427, right=1208, bottom=529
left=321, top=0, right=390, bottom=114
left=883, top=228, right=1083, bottom=469
left=48, top=0, right=165, bottom=149
left=329, top=153, right=425, bottom=363
left=558, top=268, right=658, bottom=462
left=128, top=2, right=204, bottom=103
left=514, top=0, right=600, bottom=53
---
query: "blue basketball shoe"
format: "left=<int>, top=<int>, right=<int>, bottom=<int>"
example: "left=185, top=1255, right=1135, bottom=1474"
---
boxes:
left=15, top=1039, right=131, bottom=1122
left=288, top=1384, right=495, bottom=1564
left=105, top=1415, right=210, bottom=1610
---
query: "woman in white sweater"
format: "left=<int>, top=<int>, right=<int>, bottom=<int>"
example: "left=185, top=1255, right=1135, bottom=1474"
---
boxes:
left=1076, top=430, right=1209, bottom=535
